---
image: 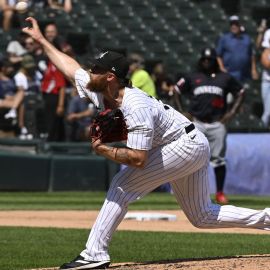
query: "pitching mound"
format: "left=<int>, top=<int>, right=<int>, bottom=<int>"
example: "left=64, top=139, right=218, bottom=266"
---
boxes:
left=31, top=255, right=270, bottom=270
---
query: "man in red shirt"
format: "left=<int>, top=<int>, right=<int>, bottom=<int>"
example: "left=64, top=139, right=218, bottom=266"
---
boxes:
left=41, top=61, right=66, bottom=141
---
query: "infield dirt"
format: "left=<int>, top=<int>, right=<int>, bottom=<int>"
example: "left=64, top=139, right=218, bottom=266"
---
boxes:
left=1, top=210, right=269, bottom=270
left=0, top=210, right=269, bottom=234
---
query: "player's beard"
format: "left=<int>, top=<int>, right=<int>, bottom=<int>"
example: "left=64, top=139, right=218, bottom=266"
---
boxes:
left=87, top=77, right=108, bottom=93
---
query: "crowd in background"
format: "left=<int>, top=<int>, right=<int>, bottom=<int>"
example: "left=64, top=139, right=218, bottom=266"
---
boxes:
left=0, top=0, right=72, bottom=32
left=0, top=0, right=269, bottom=143
left=0, top=11, right=97, bottom=142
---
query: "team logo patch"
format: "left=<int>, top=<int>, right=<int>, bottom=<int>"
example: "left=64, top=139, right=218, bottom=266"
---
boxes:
left=99, top=51, right=108, bottom=58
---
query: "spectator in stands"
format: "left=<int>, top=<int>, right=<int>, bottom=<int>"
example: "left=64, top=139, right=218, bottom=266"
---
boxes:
left=41, top=60, right=66, bottom=141
left=24, top=36, right=42, bottom=57
left=24, top=35, right=47, bottom=74
left=145, top=59, right=166, bottom=96
left=259, top=33, right=270, bottom=129
left=0, top=0, right=24, bottom=31
left=0, top=59, right=24, bottom=122
left=145, top=59, right=182, bottom=111
left=255, top=18, right=268, bottom=50
left=6, top=31, right=28, bottom=66
left=159, top=77, right=183, bottom=112
left=0, top=0, right=13, bottom=31
left=13, top=54, right=42, bottom=138
left=41, top=22, right=74, bottom=141
left=47, top=0, right=72, bottom=13
left=29, top=0, right=47, bottom=10
left=216, top=15, right=259, bottom=84
left=40, top=22, right=70, bottom=141
left=44, top=21, right=74, bottom=57
left=128, top=53, right=157, bottom=98
left=66, top=89, right=95, bottom=142
left=175, top=47, right=245, bottom=204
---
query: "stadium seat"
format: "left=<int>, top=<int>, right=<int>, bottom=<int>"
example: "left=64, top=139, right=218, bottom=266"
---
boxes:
left=66, top=32, right=92, bottom=55
left=171, top=0, right=195, bottom=11
left=251, top=5, right=270, bottom=24
left=81, top=0, right=103, bottom=9
left=0, top=0, right=265, bottom=132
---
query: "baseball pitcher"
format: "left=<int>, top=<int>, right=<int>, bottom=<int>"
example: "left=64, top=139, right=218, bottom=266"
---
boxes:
left=23, top=17, right=270, bottom=270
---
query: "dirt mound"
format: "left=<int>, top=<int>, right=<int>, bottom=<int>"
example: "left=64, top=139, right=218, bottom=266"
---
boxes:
left=31, top=255, right=270, bottom=270
left=1, top=210, right=269, bottom=234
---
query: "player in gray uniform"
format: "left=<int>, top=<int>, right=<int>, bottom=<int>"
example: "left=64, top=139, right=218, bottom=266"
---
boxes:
left=176, top=48, right=245, bottom=204
left=24, top=18, right=270, bottom=270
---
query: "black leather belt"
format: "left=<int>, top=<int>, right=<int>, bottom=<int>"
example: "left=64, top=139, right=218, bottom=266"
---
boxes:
left=185, top=123, right=195, bottom=134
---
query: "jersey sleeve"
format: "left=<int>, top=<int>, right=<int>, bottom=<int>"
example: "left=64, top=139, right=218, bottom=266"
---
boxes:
left=125, top=107, right=154, bottom=150
left=74, top=68, right=104, bottom=109
left=75, top=68, right=90, bottom=98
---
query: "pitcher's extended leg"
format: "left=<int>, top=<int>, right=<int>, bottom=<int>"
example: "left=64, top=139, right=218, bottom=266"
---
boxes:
left=171, top=165, right=270, bottom=230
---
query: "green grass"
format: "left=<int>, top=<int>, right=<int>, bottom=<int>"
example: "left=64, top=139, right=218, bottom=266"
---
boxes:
left=0, top=192, right=270, bottom=210
left=0, top=227, right=269, bottom=270
left=1, top=192, right=270, bottom=270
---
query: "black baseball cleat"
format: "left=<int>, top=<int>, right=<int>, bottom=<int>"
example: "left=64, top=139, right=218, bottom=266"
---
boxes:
left=59, top=255, right=110, bottom=270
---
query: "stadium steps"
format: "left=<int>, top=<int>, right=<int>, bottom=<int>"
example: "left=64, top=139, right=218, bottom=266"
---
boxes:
left=2, top=0, right=265, bottom=132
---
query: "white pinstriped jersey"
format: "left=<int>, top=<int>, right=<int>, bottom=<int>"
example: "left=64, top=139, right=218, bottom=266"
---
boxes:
left=75, top=68, right=105, bottom=110
left=75, top=70, right=270, bottom=264
left=75, top=68, right=191, bottom=150
left=122, top=87, right=191, bottom=150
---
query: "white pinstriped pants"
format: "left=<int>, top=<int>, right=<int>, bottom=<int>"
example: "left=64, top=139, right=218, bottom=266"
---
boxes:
left=81, top=130, right=270, bottom=261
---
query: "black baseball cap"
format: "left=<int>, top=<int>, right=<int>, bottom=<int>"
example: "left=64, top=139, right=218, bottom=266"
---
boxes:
left=200, top=47, right=217, bottom=59
left=90, top=51, right=129, bottom=80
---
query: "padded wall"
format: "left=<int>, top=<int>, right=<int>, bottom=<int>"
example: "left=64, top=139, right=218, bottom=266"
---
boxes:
left=0, top=151, right=120, bottom=191
left=0, top=152, right=50, bottom=191
left=50, top=155, right=109, bottom=191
